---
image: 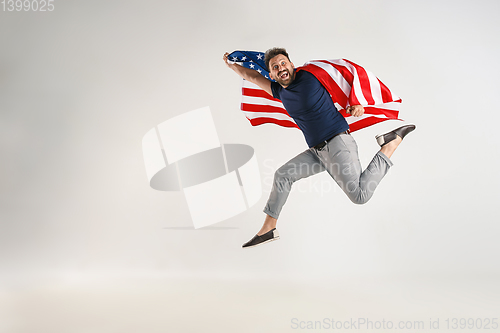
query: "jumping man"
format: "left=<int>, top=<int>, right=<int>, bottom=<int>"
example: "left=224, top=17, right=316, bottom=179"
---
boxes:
left=223, top=48, right=415, bottom=248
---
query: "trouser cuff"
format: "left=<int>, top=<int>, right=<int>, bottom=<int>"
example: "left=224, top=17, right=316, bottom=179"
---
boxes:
left=377, top=151, right=393, bottom=167
left=263, top=208, right=279, bottom=220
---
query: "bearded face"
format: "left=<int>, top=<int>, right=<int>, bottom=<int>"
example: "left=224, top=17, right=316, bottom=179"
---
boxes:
left=269, top=54, right=295, bottom=87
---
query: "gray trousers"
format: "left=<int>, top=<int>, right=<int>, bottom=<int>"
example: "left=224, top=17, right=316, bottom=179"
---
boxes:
left=263, top=133, right=393, bottom=219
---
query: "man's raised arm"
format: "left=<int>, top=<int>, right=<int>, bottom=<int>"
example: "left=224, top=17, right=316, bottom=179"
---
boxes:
left=223, top=52, right=273, bottom=97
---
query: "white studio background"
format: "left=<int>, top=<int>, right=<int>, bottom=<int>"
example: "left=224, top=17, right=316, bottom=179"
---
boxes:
left=1, top=1, right=499, bottom=332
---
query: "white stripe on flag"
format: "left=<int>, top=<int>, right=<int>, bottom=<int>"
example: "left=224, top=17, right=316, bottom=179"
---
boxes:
left=373, top=102, right=401, bottom=111
left=241, top=95, right=284, bottom=108
left=334, top=102, right=344, bottom=110
left=346, top=62, right=368, bottom=106
left=345, top=113, right=392, bottom=124
left=305, top=60, right=351, bottom=97
left=326, top=59, right=373, bottom=106
left=242, top=111, right=296, bottom=123
left=242, top=80, right=263, bottom=89
left=367, top=70, right=384, bottom=105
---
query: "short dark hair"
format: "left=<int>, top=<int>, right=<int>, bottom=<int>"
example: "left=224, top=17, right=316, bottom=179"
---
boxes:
left=264, top=47, right=290, bottom=71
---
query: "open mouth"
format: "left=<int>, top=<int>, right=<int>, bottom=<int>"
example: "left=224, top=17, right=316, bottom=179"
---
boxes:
left=279, top=71, right=289, bottom=80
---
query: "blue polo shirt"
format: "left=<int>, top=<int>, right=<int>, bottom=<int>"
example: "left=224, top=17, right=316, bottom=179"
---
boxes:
left=271, top=70, right=349, bottom=148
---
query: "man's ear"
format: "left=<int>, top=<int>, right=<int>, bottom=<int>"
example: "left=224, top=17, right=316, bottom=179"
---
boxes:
left=291, top=62, right=295, bottom=68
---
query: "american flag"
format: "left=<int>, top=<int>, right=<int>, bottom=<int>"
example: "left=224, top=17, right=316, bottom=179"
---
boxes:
left=229, top=51, right=403, bottom=132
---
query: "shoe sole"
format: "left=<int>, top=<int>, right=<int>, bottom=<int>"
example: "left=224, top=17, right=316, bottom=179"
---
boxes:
left=242, top=236, right=280, bottom=249
left=375, top=132, right=396, bottom=146
left=375, top=124, right=415, bottom=146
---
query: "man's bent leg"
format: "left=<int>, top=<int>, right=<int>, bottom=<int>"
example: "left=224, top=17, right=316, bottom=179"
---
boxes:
left=243, top=149, right=324, bottom=246
left=263, top=149, right=325, bottom=219
left=316, top=134, right=393, bottom=205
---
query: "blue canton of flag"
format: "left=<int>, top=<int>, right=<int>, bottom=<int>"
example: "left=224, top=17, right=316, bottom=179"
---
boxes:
left=227, top=50, right=275, bottom=82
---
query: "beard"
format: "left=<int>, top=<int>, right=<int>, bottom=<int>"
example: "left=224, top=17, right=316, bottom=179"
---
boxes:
left=274, top=68, right=295, bottom=87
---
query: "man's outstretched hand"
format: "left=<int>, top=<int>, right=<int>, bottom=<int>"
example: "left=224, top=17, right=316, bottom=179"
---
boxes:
left=346, top=105, right=365, bottom=117
left=222, top=51, right=273, bottom=97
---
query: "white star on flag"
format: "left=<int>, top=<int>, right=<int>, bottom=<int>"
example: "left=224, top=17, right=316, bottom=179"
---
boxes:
left=249, top=63, right=255, bottom=69
left=257, top=69, right=262, bottom=73
left=241, top=56, right=247, bottom=61
left=232, top=56, right=238, bottom=61
left=257, top=54, right=263, bottom=60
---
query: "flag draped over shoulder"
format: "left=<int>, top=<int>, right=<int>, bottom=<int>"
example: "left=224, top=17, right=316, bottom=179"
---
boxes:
left=228, top=51, right=403, bottom=132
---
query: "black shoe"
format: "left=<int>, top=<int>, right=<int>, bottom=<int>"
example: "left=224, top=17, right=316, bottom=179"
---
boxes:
left=375, top=124, right=416, bottom=147
left=242, top=228, right=280, bottom=248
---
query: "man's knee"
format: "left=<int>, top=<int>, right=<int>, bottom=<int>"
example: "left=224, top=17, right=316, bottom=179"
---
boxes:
left=274, top=163, right=300, bottom=181
left=273, top=168, right=292, bottom=185
left=274, top=167, right=287, bottom=180
left=350, top=195, right=369, bottom=205
left=344, top=182, right=369, bottom=205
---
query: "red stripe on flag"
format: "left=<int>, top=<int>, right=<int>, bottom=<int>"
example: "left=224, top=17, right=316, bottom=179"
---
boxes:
left=315, top=60, right=360, bottom=106
left=242, top=88, right=281, bottom=102
left=343, top=59, right=375, bottom=106
left=348, top=117, right=401, bottom=133
left=377, top=78, right=397, bottom=103
left=337, top=108, right=349, bottom=117
left=315, top=60, right=355, bottom=86
left=248, top=117, right=299, bottom=128
left=364, top=106, right=400, bottom=119
left=317, top=60, right=360, bottom=106
left=241, top=103, right=290, bottom=115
